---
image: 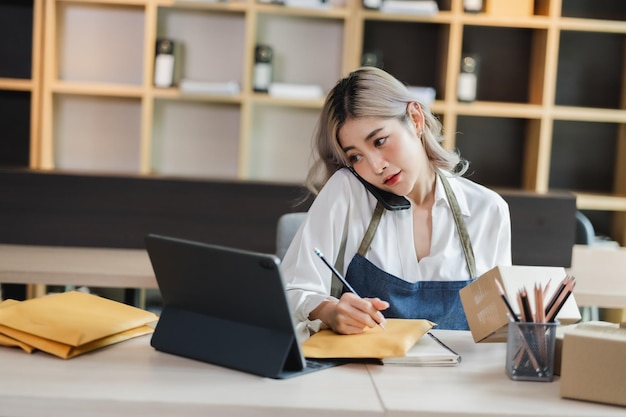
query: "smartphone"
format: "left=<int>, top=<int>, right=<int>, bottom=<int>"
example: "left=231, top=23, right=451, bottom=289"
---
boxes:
left=348, top=167, right=410, bottom=211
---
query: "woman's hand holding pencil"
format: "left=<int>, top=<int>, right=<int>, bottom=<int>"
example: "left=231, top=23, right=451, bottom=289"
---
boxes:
left=312, top=248, right=388, bottom=334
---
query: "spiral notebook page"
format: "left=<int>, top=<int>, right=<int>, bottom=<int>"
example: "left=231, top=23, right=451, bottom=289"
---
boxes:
left=383, top=332, right=461, bottom=366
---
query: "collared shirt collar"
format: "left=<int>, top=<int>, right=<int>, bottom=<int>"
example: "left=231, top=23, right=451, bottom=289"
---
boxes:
left=434, top=173, right=471, bottom=217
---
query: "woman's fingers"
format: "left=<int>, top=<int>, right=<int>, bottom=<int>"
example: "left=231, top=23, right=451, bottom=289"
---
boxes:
left=332, top=293, right=388, bottom=333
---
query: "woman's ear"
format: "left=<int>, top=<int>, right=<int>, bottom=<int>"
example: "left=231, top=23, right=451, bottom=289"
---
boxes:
left=407, top=102, right=424, bottom=133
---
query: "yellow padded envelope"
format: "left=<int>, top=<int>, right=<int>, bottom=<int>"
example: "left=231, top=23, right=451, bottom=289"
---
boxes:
left=302, top=318, right=434, bottom=359
left=0, top=291, right=158, bottom=359
left=0, top=299, right=35, bottom=353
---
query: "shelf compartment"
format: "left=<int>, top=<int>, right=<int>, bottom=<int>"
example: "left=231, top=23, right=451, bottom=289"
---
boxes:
left=559, top=18, right=626, bottom=34
left=360, top=10, right=454, bottom=24
left=0, top=90, right=31, bottom=167
left=575, top=193, right=626, bottom=212
left=455, top=116, right=530, bottom=188
left=0, top=79, right=34, bottom=92
left=156, top=7, right=246, bottom=88
left=454, top=101, right=544, bottom=118
left=158, top=0, right=249, bottom=12
left=255, top=13, right=345, bottom=94
left=460, top=25, right=541, bottom=104
left=250, top=93, right=324, bottom=109
left=361, top=20, right=449, bottom=100
left=245, top=104, right=318, bottom=183
left=255, top=3, right=350, bottom=19
left=552, top=106, right=626, bottom=124
left=0, top=0, right=34, bottom=79
left=555, top=30, right=625, bottom=109
left=561, top=0, right=626, bottom=22
left=152, top=87, right=244, bottom=104
left=549, top=120, right=618, bottom=193
left=57, top=0, right=150, bottom=5
left=56, top=2, right=145, bottom=85
left=460, top=14, right=550, bottom=29
left=53, top=95, right=142, bottom=173
left=50, top=81, right=144, bottom=97
left=151, top=99, right=241, bottom=179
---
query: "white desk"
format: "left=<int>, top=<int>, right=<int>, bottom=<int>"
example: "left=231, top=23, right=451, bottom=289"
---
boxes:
left=0, top=244, right=157, bottom=290
left=1, top=331, right=624, bottom=417
left=370, top=330, right=624, bottom=417
left=0, top=335, right=382, bottom=417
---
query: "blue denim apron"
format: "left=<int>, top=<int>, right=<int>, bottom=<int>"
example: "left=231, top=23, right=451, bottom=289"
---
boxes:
left=344, top=174, right=477, bottom=330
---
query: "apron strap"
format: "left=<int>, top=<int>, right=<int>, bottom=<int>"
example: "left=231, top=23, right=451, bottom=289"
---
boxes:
left=439, top=173, right=477, bottom=278
left=355, top=174, right=476, bottom=278
left=357, top=202, right=384, bottom=256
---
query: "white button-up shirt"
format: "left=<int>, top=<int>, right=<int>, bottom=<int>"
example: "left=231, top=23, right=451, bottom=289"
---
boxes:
left=281, top=168, right=512, bottom=336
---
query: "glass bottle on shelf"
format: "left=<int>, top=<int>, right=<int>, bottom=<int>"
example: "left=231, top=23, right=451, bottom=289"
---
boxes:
left=457, top=53, right=479, bottom=103
left=463, top=0, right=483, bottom=13
left=253, top=44, right=273, bottom=93
left=361, top=50, right=383, bottom=68
left=154, top=39, right=181, bottom=88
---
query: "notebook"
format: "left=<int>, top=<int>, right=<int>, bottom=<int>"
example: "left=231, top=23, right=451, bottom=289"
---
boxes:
left=382, top=332, right=461, bottom=366
left=144, top=233, right=342, bottom=379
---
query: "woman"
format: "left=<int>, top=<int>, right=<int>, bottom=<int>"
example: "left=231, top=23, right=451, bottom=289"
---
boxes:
left=281, top=67, right=511, bottom=338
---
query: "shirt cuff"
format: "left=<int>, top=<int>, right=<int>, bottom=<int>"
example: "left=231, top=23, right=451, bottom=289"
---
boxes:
left=294, top=319, right=329, bottom=343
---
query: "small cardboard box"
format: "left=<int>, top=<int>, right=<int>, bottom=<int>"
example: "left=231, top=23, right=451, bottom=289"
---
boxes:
left=560, top=323, right=626, bottom=407
left=460, top=265, right=581, bottom=343
left=485, top=0, right=534, bottom=17
left=554, top=321, right=617, bottom=376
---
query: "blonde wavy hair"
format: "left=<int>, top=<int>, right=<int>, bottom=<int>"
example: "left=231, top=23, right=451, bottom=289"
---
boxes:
left=306, top=67, right=467, bottom=193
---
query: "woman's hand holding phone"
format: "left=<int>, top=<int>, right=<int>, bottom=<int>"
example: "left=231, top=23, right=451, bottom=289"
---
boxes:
left=348, top=167, right=410, bottom=211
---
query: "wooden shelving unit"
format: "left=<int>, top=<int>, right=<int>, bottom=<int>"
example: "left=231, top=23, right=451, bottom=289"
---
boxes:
left=0, top=0, right=44, bottom=168
left=1, top=0, right=625, bottom=244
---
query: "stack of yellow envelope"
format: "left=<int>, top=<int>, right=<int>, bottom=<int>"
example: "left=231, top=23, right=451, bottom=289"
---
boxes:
left=302, top=318, right=434, bottom=359
left=0, top=291, right=158, bottom=359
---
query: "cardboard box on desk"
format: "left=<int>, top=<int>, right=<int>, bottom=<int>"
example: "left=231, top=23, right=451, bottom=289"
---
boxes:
left=554, top=321, right=618, bottom=376
left=560, top=323, right=626, bottom=407
left=459, top=265, right=581, bottom=343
